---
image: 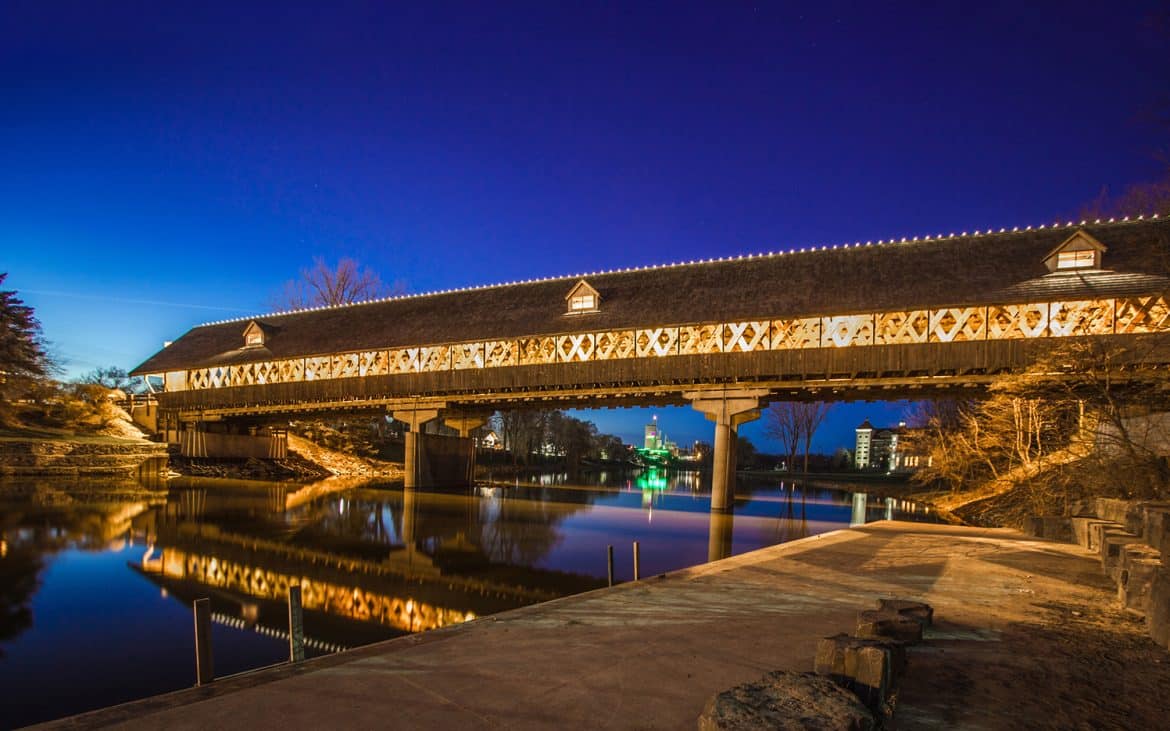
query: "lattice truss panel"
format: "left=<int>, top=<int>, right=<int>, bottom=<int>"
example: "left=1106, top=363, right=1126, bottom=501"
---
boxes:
left=1049, top=300, right=1115, bottom=337
left=518, top=337, right=557, bottom=365
left=187, top=368, right=211, bottom=390
left=723, top=321, right=770, bottom=352
left=821, top=315, right=874, bottom=348
left=930, top=308, right=986, bottom=342
left=1117, top=295, right=1170, bottom=334
left=595, top=330, right=636, bottom=359
left=637, top=327, right=679, bottom=357
left=304, top=356, right=333, bottom=381
left=418, top=346, right=450, bottom=372
left=484, top=340, right=518, bottom=367
left=453, top=343, right=484, bottom=370
left=557, top=333, right=595, bottom=362
left=389, top=348, right=419, bottom=374
left=771, top=318, right=821, bottom=349
left=189, top=366, right=231, bottom=389
left=679, top=324, right=722, bottom=355
left=876, top=311, right=929, bottom=345
left=989, top=303, right=1049, bottom=339
left=181, top=293, right=1170, bottom=389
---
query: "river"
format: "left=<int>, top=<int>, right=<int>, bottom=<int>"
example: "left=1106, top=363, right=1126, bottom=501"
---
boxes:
left=0, top=469, right=931, bottom=728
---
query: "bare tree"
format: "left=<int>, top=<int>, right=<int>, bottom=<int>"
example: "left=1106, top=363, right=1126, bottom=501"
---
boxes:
left=912, top=339, right=1170, bottom=523
left=765, top=402, right=800, bottom=472
left=794, top=401, right=833, bottom=473
left=274, top=257, right=398, bottom=309
left=1079, top=175, right=1170, bottom=220
left=765, top=401, right=833, bottom=473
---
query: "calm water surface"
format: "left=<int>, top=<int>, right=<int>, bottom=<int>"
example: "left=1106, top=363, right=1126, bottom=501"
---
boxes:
left=0, top=470, right=930, bottom=728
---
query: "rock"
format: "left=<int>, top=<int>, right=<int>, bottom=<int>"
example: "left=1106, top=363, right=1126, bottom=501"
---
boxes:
left=698, top=670, right=876, bottom=731
left=875, top=598, right=934, bottom=627
left=814, top=634, right=905, bottom=713
left=856, top=610, right=923, bottom=644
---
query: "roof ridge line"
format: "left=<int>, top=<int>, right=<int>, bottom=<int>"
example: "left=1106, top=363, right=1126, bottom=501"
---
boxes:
left=195, top=213, right=1163, bottom=327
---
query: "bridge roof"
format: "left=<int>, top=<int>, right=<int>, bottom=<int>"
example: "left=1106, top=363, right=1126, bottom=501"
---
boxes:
left=132, top=217, right=1170, bottom=374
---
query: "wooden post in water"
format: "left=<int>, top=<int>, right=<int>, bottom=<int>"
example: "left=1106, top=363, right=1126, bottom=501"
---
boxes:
left=288, top=585, right=305, bottom=663
left=633, top=541, right=641, bottom=581
left=193, top=598, right=213, bottom=686
left=606, top=545, right=614, bottom=587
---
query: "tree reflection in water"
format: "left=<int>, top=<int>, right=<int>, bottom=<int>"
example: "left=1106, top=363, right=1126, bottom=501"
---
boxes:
left=0, top=482, right=159, bottom=652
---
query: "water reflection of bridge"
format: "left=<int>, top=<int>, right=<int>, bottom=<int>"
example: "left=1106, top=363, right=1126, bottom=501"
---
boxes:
left=132, top=481, right=607, bottom=642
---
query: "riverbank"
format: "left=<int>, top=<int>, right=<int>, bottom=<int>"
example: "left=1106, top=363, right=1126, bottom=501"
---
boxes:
left=0, top=429, right=167, bottom=478
left=44, top=520, right=1170, bottom=730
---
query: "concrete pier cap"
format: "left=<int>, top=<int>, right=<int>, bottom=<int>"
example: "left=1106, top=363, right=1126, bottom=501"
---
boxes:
left=684, top=388, right=770, bottom=511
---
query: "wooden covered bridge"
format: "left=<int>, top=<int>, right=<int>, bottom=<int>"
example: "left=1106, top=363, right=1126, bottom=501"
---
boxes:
left=132, top=217, right=1170, bottom=508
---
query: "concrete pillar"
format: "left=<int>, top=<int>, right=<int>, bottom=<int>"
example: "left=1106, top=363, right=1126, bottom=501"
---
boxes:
left=443, top=413, right=489, bottom=485
left=391, top=406, right=442, bottom=489
left=685, top=389, right=768, bottom=511
left=708, top=510, right=734, bottom=563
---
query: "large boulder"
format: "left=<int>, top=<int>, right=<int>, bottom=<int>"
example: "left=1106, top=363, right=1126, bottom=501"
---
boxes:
left=698, top=671, right=876, bottom=731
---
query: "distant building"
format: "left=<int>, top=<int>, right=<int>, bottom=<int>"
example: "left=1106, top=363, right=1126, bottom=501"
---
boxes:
left=644, top=415, right=661, bottom=450
left=854, top=420, right=930, bottom=472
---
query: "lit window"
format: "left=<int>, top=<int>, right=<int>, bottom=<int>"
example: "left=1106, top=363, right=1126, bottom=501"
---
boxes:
left=246, top=332, right=263, bottom=346
left=1056, top=250, right=1095, bottom=270
left=569, top=293, right=596, bottom=311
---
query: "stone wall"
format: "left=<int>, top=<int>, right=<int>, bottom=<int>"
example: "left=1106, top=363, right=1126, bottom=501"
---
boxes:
left=0, top=439, right=168, bottom=478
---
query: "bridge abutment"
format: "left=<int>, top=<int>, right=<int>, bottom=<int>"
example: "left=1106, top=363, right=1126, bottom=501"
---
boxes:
left=685, top=389, right=769, bottom=511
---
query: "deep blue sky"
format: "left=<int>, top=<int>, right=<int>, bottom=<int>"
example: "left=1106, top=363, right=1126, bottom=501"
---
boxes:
left=2, top=2, right=1167, bottom=451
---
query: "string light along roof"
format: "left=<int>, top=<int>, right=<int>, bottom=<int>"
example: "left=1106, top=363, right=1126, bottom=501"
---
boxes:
left=198, top=214, right=1162, bottom=328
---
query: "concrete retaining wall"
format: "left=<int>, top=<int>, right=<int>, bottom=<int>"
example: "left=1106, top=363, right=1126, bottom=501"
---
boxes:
left=1029, top=499, right=1170, bottom=652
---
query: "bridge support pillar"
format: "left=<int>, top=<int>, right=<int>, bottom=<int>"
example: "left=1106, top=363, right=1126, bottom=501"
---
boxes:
left=391, top=406, right=442, bottom=489
left=685, top=389, right=769, bottom=511
left=444, top=412, right=489, bottom=485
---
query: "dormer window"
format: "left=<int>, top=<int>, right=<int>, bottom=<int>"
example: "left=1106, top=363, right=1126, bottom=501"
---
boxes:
left=242, top=321, right=267, bottom=348
left=1043, top=230, right=1106, bottom=273
left=565, top=280, right=600, bottom=314
left=1056, top=249, right=1095, bottom=270
left=570, top=292, right=596, bottom=310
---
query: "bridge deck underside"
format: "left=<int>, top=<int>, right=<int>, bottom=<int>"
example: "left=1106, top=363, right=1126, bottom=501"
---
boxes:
left=159, top=335, right=1169, bottom=419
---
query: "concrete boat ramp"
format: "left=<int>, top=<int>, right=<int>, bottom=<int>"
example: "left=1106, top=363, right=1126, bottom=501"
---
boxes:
left=41, top=521, right=1170, bottom=730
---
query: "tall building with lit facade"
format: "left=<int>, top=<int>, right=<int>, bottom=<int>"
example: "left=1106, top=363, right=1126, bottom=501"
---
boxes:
left=855, top=419, right=930, bottom=472
left=644, top=415, right=661, bottom=450
left=855, top=419, right=902, bottom=471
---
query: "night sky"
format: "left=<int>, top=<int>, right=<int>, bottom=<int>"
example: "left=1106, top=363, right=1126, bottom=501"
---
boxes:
left=2, top=2, right=1167, bottom=451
